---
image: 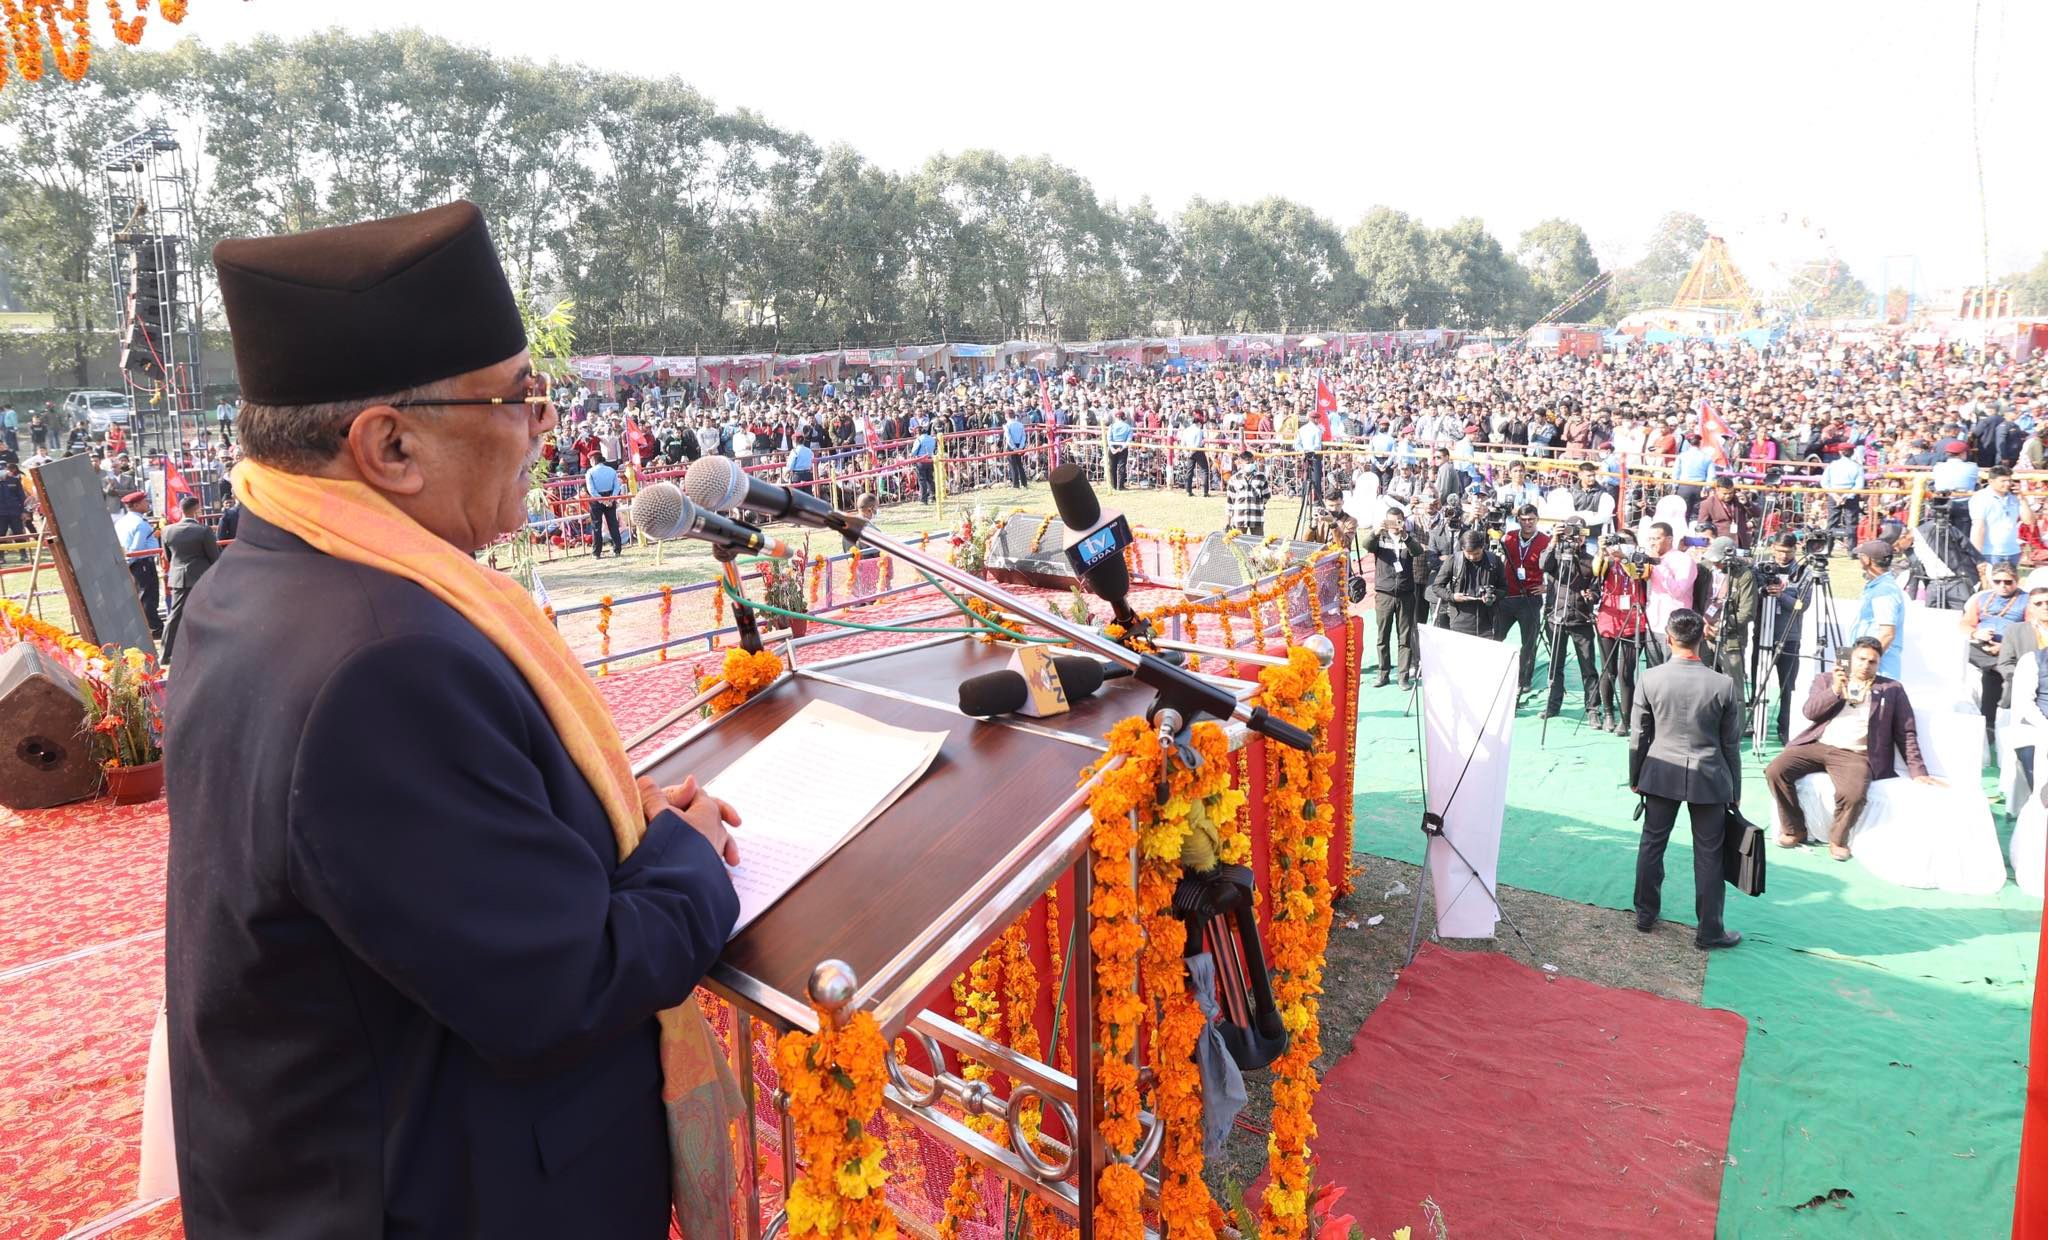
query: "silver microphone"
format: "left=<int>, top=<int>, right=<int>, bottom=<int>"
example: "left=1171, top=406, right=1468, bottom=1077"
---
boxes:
left=632, top=481, right=792, bottom=558
left=631, top=481, right=685, bottom=539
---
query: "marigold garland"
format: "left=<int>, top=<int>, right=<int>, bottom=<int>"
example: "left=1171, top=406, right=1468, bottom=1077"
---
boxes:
left=1137, top=549, right=1339, bottom=642
left=774, top=1004, right=896, bottom=1238
left=1079, top=716, right=1242, bottom=1240
left=698, top=646, right=784, bottom=716
left=1167, top=528, right=1192, bottom=581
left=1030, top=512, right=1056, bottom=552
left=809, top=552, right=827, bottom=607
left=935, top=940, right=1005, bottom=1240
left=847, top=545, right=865, bottom=594
left=0, top=596, right=103, bottom=671
left=595, top=595, right=613, bottom=676
left=658, top=584, right=674, bottom=661
left=1255, top=649, right=1337, bottom=1239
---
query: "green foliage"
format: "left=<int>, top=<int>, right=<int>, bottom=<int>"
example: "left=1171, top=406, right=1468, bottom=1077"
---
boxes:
left=1810, top=264, right=1877, bottom=318
left=2003, top=252, right=2048, bottom=315
left=1605, top=210, right=1710, bottom=320
left=520, top=292, right=577, bottom=379
left=1517, top=217, right=1603, bottom=323
left=1, top=29, right=1634, bottom=352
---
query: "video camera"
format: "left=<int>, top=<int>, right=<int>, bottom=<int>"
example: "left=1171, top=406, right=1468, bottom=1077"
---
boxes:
left=1792, top=526, right=1832, bottom=570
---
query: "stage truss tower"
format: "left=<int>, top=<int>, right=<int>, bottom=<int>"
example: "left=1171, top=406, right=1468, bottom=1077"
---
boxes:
left=97, top=125, right=204, bottom=460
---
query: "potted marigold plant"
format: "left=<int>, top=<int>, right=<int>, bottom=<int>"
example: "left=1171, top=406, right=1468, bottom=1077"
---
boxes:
left=760, top=550, right=810, bottom=637
left=84, top=645, right=166, bottom=803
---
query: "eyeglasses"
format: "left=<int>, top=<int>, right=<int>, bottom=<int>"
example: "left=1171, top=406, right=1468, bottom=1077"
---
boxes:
left=1995, top=578, right=2019, bottom=586
left=389, top=373, right=553, bottom=414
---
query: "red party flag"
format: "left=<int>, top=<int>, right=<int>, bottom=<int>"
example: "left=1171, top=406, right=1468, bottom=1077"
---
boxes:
left=1314, top=377, right=1337, bottom=435
left=163, top=460, right=199, bottom=511
left=1696, top=401, right=1732, bottom=466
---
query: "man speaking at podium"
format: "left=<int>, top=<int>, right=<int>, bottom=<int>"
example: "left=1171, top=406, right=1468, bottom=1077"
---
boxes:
left=164, top=201, right=741, bottom=1238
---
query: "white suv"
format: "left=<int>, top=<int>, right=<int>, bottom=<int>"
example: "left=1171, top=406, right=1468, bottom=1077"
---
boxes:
left=61, top=390, right=134, bottom=436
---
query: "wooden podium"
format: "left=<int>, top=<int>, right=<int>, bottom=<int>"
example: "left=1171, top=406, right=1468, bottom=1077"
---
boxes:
left=637, top=633, right=1250, bottom=1233
left=637, top=634, right=1185, bottom=1037
left=634, top=565, right=1359, bottom=1235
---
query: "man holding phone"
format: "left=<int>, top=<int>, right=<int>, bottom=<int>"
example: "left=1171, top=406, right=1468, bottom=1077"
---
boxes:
left=1765, top=637, right=1943, bottom=862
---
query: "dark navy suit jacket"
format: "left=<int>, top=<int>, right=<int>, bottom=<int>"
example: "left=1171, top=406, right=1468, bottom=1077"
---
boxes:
left=164, top=511, right=738, bottom=1238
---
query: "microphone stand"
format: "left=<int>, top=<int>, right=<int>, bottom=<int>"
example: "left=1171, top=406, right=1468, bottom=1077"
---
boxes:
left=846, top=520, right=1319, bottom=751
left=714, top=547, right=764, bottom=655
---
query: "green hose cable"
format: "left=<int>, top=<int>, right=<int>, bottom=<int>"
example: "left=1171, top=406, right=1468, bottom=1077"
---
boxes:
left=911, top=568, right=1065, bottom=645
left=714, top=580, right=993, bottom=636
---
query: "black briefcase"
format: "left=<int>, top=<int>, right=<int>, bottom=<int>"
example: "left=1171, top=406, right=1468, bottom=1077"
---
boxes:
left=1722, top=804, right=1767, bottom=896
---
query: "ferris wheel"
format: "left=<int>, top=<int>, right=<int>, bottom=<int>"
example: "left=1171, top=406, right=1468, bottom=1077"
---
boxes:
left=1715, top=211, right=1843, bottom=317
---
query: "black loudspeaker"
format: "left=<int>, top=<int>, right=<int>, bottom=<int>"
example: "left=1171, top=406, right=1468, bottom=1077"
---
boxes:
left=1181, top=532, right=1326, bottom=598
left=0, top=643, right=101, bottom=810
left=982, top=513, right=1079, bottom=591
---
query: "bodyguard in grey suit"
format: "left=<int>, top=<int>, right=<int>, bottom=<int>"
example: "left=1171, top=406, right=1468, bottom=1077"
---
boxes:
left=1627, top=608, right=1742, bottom=949
left=161, top=494, right=222, bottom=663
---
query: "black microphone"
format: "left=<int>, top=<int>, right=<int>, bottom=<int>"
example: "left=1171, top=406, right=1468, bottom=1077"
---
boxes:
left=957, top=656, right=1136, bottom=717
left=632, top=482, right=791, bottom=558
left=684, top=456, right=851, bottom=533
left=1048, top=463, right=1137, bottom=628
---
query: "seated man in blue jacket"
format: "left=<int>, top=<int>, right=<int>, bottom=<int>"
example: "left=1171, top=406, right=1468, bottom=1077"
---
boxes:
left=166, top=201, right=741, bottom=1238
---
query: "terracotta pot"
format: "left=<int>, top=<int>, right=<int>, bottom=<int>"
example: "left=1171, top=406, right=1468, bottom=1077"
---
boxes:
left=106, top=759, right=165, bottom=805
left=786, top=617, right=809, bottom=638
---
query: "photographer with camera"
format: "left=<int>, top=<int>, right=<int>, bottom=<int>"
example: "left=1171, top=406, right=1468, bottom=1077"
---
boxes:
left=1646, top=521, right=1713, bottom=665
left=1700, top=537, right=1760, bottom=711
left=1960, top=565, right=2027, bottom=742
left=1430, top=527, right=1505, bottom=638
left=1540, top=516, right=1601, bottom=724
left=1755, top=533, right=1815, bottom=745
left=1593, top=529, right=1653, bottom=733
left=1424, top=493, right=1470, bottom=623
left=1498, top=503, right=1552, bottom=698
left=1905, top=494, right=1984, bottom=610
left=1363, top=504, right=1427, bottom=688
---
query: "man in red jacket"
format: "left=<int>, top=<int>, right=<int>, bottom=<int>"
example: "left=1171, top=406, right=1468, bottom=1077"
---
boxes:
left=1496, top=502, right=1550, bottom=699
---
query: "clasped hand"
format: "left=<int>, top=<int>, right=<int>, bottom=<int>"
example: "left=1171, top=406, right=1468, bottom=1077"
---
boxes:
left=638, top=775, right=742, bottom=865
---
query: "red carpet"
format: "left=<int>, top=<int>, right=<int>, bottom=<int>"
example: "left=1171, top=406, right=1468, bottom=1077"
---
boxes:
left=1317, top=944, right=1747, bottom=1239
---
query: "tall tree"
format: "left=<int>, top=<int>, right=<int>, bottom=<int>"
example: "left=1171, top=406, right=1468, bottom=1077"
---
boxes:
left=1241, top=197, right=1357, bottom=331
left=1428, top=217, right=1523, bottom=330
left=1516, top=217, right=1603, bottom=325
left=1607, top=210, right=1709, bottom=319
left=0, top=56, right=151, bottom=388
left=1345, top=206, right=1438, bottom=328
left=2003, top=253, right=2048, bottom=315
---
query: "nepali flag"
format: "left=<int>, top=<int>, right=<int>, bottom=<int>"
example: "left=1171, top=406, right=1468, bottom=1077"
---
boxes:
left=163, top=461, right=200, bottom=512
left=622, top=417, right=652, bottom=463
left=1314, top=377, right=1338, bottom=436
left=1696, top=400, right=1732, bottom=466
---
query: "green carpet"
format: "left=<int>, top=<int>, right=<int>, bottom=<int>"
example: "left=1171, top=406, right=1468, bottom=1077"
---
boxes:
left=1346, top=653, right=2041, bottom=1237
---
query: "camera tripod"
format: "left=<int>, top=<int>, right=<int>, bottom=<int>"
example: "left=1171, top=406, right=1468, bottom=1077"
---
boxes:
left=1745, top=559, right=1842, bottom=753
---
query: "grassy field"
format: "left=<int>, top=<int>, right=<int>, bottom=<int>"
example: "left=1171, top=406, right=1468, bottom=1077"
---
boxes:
left=519, top=479, right=1328, bottom=610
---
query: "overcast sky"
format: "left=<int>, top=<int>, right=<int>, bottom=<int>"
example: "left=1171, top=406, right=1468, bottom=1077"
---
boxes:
left=167, top=0, right=2042, bottom=293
